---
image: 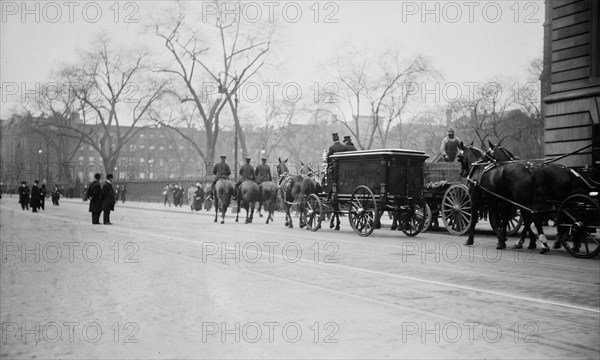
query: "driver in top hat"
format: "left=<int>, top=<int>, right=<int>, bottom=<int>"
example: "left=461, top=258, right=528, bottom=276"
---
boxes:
left=327, top=133, right=347, bottom=157
left=440, top=128, right=461, bottom=162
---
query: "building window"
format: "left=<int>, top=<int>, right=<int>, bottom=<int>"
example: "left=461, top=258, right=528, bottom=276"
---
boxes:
left=89, top=145, right=93, bottom=151
left=78, top=156, right=84, bottom=161
left=140, top=158, right=145, bottom=163
left=149, top=145, right=155, bottom=150
left=130, top=144, right=136, bottom=151
left=178, top=145, right=184, bottom=150
left=160, top=146, right=164, bottom=150
left=89, top=156, right=94, bottom=162
left=139, top=172, right=145, bottom=179
left=140, top=133, right=145, bottom=138
left=149, top=172, right=154, bottom=179
left=140, top=145, right=145, bottom=150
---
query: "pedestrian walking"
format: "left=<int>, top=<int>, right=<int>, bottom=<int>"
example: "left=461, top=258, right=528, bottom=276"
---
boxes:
left=101, top=174, right=116, bottom=225
left=121, top=185, right=127, bottom=203
left=40, top=184, right=47, bottom=211
left=51, top=185, right=60, bottom=206
left=187, top=184, right=197, bottom=211
left=86, top=173, right=102, bottom=224
left=162, top=184, right=171, bottom=206
left=30, top=180, right=41, bottom=213
left=18, top=181, right=30, bottom=210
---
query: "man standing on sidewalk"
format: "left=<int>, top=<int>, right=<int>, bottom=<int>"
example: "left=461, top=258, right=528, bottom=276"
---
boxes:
left=101, top=174, right=116, bottom=225
left=86, top=173, right=102, bottom=224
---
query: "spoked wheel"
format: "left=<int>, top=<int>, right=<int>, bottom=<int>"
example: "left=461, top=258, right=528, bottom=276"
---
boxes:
left=489, top=209, right=523, bottom=236
left=401, top=201, right=430, bottom=237
left=556, top=195, right=600, bottom=259
left=441, top=184, right=473, bottom=236
left=349, top=185, right=378, bottom=237
left=303, top=194, right=322, bottom=232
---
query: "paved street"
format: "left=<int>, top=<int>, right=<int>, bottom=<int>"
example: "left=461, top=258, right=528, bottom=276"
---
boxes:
left=1, top=198, right=599, bottom=359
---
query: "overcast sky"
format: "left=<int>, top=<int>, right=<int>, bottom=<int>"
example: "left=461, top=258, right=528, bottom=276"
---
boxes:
left=1, top=1, right=545, bottom=119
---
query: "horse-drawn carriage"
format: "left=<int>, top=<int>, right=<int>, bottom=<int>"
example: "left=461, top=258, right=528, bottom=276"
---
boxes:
left=296, top=149, right=430, bottom=237
left=422, top=161, right=523, bottom=237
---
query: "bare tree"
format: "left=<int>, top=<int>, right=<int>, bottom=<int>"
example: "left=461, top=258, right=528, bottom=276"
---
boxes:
left=152, top=1, right=273, bottom=166
left=52, top=35, right=167, bottom=176
left=323, top=47, right=431, bottom=149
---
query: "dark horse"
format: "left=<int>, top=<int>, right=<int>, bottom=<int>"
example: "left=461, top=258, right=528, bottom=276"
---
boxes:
left=236, top=180, right=259, bottom=224
left=213, top=179, right=235, bottom=224
left=257, top=181, right=279, bottom=224
left=486, top=142, right=588, bottom=252
left=458, top=142, right=547, bottom=251
left=277, top=158, right=318, bottom=228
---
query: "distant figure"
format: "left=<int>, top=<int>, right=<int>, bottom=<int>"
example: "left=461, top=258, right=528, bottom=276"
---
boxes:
left=86, top=173, right=102, bottom=224
left=162, top=184, right=171, bottom=206
left=115, top=185, right=120, bottom=205
left=204, top=184, right=213, bottom=211
left=236, top=157, right=255, bottom=197
left=51, top=185, right=60, bottom=206
left=440, top=128, right=462, bottom=162
left=40, top=184, right=47, bottom=211
left=174, top=184, right=184, bottom=207
left=30, top=180, right=41, bottom=213
left=343, top=135, right=357, bottom=151
left=194, top=183, right=204, bottom=212
left=18, top=181, right=30, bottom=210
left=121, top=185, right=127, bottom=203
left=101, top=174, right=116, bottom=225
left=187, top=184, right=197, bottom=211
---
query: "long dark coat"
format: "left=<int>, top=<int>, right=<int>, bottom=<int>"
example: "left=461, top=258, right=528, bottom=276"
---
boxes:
left=86, top=180, right=102, bottom=213
left=101, top=181, right=116, bottom=211
left=18, top=185, right=30, bottom=205
left=30, top=185, right=41, bottom=208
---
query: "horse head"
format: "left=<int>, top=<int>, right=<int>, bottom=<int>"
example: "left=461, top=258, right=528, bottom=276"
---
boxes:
left=458, top=141, right=488, bottom=178
left=486, top=141, right=516, bottom=162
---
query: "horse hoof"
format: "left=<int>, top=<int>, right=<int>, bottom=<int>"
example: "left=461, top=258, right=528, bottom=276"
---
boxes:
left=236, top=219, right=239, bottom=222
left=391, top=225, right=397, bottom=231
left=527, top=243, right=537, bottom=250
left=512, top=244, right=523, bottom=250
left=464, top=240, right=474, bottom=246
left=552, top=241, right=562, bottom=249
left=496, top=243, right=506, bottom=250
left=329, top=223, right=334, bottom=229
left=300, top=223, right=306, bottom=229
left=540, top=245, right=550, bottom=254
left=220, top=221, right=225, bottom=224
left=335, top=226, right=340, bottom=231
left=214, top=219, right=217, bottom=223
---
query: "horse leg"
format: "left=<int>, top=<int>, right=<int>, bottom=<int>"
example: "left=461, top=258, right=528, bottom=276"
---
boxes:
left=285, top=203, right=293, bottom=228
left=465, top=202, right=477, bottom=246
left=391, top=212, right=397, bottom=231
left=335, top=213, right=340, bottom=231
left=214, top=198, right=218, bottom=223
left=512, top=213, right=532, bottom=249
left=235, top=198, right=241, bottom=222
left=532, top=216, right=550, bottom=254
left=299, top=196, right=306, bottom=228
left=496, top=208, right=508, bottom=250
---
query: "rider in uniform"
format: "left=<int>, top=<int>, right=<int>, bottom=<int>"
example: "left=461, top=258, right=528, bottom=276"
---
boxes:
left=212, top=156, right=231, bottom=189
left=440, top=128, right=461, bottom=162
left=255, top=157, right=272, bottom=184
left=236, top=157, right=255, bottom=195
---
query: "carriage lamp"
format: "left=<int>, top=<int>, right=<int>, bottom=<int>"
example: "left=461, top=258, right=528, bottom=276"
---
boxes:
left=590, top=191, right=598, bottom=197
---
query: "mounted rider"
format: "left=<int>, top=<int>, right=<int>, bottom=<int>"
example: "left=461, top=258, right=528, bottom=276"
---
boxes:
left=255, top=157, right=272, bottom=184
left=236, top=157, right=255, bottom=195
left=212, top=156, right=231, bottom=189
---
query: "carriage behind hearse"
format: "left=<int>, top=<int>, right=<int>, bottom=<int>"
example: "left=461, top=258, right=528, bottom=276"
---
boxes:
left=302, top=149, right=430, bottom=237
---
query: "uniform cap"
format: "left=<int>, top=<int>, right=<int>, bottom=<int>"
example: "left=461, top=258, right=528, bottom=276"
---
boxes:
left=261, top=157, right=267, bottom=161
left=220, top=155, right=227, bottom=159
left=245, top=157, right=251, bottom=161
left=106, top=174, right=114, bottom=180
left=447, top=128, right=455, bottom=134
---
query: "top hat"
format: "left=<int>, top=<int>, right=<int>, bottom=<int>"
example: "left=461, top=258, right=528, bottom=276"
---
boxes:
left=245, top=157, right=251, bottom=162
left=94, top=173, right=101, bottom=180
left=220, top=155, right=227, bottom=159
left=332, top=133, right=339, bottom=141
left=343, top=136, right=352, bottom=142
left=21, top=181, right=27, bottom=184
